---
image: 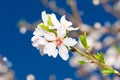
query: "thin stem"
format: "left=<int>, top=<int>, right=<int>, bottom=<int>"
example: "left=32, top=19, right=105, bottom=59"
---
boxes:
left=100, top=2, right=120, bottom=19
left=71, top=46, right=120, bottom=76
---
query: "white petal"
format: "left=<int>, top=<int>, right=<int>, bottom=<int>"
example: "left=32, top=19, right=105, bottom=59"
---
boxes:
left=31, top=36, right=38, bottom=42
left=33, top=25, right=44, bottom=36
left=59, top=45, right=69, bottom=60
left=50, top=14, right=61, bottom=29
left=38, top=44, right=45, bottom=56
left=41, top=11, right=48, bottom=25
left=60, top=15, right=72, bottom=28
left=57, top=29, right=66, bottom=38
left=38, top=37, right=48, bottom=45
left=43, top=42, right=58, bottom=58
left=32, top=41, right=39, bottom=48
left=67, top=27, right=79, bottom=31
left=44, top=32, right=56, bottom=41
left=32, top=37, right=40, bottom=49
left=63, top=37, right=77, bottom=46
left=31, top=36, right=47, bottom=48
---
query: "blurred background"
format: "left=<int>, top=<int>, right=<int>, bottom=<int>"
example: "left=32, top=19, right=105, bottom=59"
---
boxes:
left=0, top=0, right=120, bottom=80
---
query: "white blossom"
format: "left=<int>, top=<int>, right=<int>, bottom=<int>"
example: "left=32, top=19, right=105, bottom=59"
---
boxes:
left=43, top=29, right=77, bottom=60
left=31, top=11, right=78, bottom=60
left=32, top=26, right=77, bottom=60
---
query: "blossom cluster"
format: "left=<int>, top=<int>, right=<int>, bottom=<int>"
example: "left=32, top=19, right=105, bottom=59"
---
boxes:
left=31, top=11, right=78, bottom=60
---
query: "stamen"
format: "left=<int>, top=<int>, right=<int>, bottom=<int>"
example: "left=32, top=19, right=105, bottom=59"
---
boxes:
left=56, top=38, right=63, bottom=46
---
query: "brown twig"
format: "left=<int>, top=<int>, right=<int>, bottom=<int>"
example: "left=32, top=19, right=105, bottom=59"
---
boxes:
left=67, top=0, right=82, bottom=27
left=100, top=0, right=120, bottom=19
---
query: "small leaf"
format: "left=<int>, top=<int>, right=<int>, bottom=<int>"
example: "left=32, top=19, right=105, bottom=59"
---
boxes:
left=80, top=32, right=90, bottom=51
left=102, top=68, right=115, bottom=75
left=78, top=60, right=86, bottom=64
left=39, top=23, right=49, bottom=31
left=93, top=52, right=105, bottom=63
left=39, top=23, right=55, bottom=33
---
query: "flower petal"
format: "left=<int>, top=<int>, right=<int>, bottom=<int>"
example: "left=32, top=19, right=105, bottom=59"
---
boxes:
left=32, top=41, right=39, bottom=49
left=59, top=45, right=69, bottom=60
left=37, top=37, right=48, bottom=45
left=63, top=37, right=77, bottom=46
left=31, top=36, right=38, bottom=42
left=60, top=15, right=72, bottom=28
left=67, top=27, right=79, bottom=31
left=33, top=25, right=44, bottom=36
left=57, top=29, right=66, bottom=38
left=41, top=11, right=48, bottom=25
left=44, top=32, right=56, bottom=41
left=31, top=36, right=47, bottom=48
left=43, top=42, right=58, bottom=58
left=50, top=14, right=61, bottom=29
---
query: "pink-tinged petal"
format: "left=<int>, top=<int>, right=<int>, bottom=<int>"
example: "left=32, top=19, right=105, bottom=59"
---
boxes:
left=63, top=37, right=77, bottom=46
left=60, top=15, right=72, bottom=28
left=43, top=42, right=58, bottom=58
left=41, top=11, right=48, bottom=25
left=59, top=45, right=69, bottom=60
left=57, top=29, right=66, bottom=38
left=44, top=32, right=56, bottom=41
left=67, top=27, right=79, bottom=31
left=50, top=14, right=61, bottom=29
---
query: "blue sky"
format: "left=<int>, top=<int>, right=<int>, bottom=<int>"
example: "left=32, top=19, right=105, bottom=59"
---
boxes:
left=0, top=0, right=117, bottom=80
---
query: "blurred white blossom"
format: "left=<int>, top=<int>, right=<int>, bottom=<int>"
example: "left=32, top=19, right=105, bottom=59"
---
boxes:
left=93, top=0, right=100, bottom=6
left=64, top=78, right=73, bottom=80
left=26, top=74, right=35, bottom=80
left=0, top=55, right=15, bottom=80
left=105, top=46, right=120, bottom=69
left=69, top=52, right=97, bottom=74
left=49, top=74, right=56, bottom=80
left=94, top=22, right=101, bottom=29
left=114, top=1, right=120, bottom=14
left=69, top=52, right=89, bottom=67
left=20, top=27, right=27, bottom=34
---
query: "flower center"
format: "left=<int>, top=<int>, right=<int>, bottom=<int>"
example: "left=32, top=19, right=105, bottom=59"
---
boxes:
left=56, top=38, right=63, bottom=46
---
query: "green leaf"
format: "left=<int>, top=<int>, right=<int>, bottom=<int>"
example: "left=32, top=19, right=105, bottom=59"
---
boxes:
left=80, top=32, right=90, bottom=51
left=78, top=60, right=86, bottom=64
left=102, top=68, right=115, bottom=75
left=93, top=52, right=105, bottom=63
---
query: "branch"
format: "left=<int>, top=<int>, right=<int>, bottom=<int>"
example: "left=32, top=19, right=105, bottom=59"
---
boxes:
left=100, top=1, right=120, bottom=19
left=71, top=46, right=120, bottom=76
